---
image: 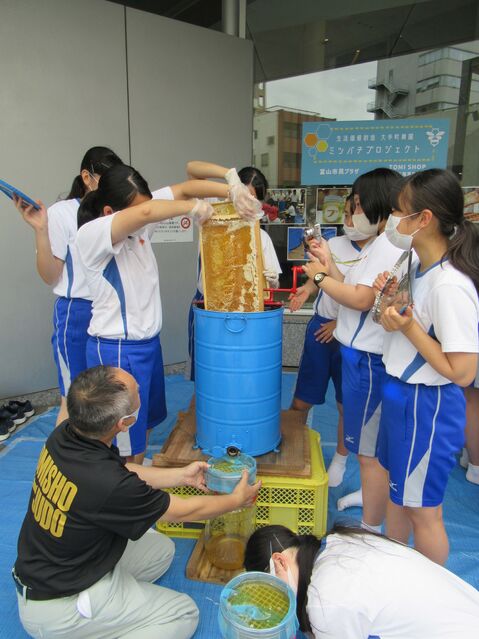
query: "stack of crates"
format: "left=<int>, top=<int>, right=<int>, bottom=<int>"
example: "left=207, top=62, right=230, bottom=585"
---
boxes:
left=156, top=429, right=328, bottom=538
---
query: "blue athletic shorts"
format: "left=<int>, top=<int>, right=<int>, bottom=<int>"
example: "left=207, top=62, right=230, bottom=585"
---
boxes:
left=86, top=334, right=167, bottom=456
left=294, top=314, right=342, bottom=405
left=187, top=289, right=203, bottom=382
left=378, top=377, right=465, bottom=507
left=51, top=297, right=92, bottom=396
left=341, top=345, right=387, bottom=457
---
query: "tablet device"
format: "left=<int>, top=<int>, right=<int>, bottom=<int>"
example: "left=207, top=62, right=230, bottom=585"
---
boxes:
left=0, top=178, right=40, bottom=210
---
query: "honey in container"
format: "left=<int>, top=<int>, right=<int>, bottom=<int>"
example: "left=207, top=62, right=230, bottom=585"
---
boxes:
left=204, top=453, right=257, bottom=570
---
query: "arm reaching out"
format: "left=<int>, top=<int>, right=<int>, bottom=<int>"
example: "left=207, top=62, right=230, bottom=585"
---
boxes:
left=13, top=195, right=63, bottom=286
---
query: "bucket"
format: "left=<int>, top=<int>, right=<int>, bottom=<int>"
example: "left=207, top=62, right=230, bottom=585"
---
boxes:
left=194, top=305, right=283, bottom=457
left=218, top=572, right=298, bottom=639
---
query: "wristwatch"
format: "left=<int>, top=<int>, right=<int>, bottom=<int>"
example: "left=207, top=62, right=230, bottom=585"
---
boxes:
left=313, top=272, right=328, bottom=288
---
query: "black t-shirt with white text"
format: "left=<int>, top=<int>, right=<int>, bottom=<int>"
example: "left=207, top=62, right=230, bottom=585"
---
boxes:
left=14, top=421, right=170, bottom=597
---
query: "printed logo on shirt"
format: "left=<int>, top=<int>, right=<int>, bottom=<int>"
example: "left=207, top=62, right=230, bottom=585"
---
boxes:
left=389, top=481, right=398, bottom=492
left=30, top=446, right=78, bottom=538
left=345, top=435, right=355, bottom=444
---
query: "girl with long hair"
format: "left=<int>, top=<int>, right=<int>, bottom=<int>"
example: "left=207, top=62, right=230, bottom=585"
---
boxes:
left=377, top=169, right=479, bottom=564
left=244, top=524, right=479, bottom=638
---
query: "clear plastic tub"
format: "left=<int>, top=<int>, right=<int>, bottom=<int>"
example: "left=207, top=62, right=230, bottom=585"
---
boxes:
left=218, top=572, right=298, bottom=639
left=206, top=453, right=257, bottom=494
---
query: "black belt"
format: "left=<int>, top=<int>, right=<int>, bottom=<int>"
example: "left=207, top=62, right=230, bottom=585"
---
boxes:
left=12, top=570, right=66, bottom=601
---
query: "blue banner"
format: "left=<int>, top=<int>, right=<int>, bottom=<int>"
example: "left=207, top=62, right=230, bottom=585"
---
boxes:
left=301, top=118, right=449, bottom=185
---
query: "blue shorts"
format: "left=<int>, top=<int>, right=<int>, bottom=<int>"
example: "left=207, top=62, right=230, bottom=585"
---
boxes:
left=378, top=377, right=465, bottom=507
left=51, top=297, right=92, bottom=396
left=86, top=334, right=167, bottom=456
left=341, top=345, right=387, bottom=457
left=294, top=314, right=342, bottom=405
left=186, top=289, right=203, bottom=382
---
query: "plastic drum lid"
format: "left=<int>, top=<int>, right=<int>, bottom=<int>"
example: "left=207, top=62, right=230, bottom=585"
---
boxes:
left=206, top=454, right=257, bottom=494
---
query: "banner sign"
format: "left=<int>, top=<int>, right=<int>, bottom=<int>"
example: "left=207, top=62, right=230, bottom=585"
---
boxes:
left=301, top=118, right=449, bottom=185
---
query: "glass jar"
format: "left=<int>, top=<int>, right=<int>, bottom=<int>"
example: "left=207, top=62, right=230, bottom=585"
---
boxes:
left=204, top=505, right=256, bottom=570
left=204, top=452, right=257, bottom=570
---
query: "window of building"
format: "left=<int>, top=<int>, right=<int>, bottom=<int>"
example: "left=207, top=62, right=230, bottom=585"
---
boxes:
left=283, top=121, right=302, bottom=138
left=417, top=75, right=461, bottom=92
left=415, top=101, right=457, bottom=113
left=253, top=129, right=258, bottom=139
left=283, top=151, right=301, bottom=168
left=267, top=135, right=275, bottom=145
left=261, top=153, right=269, bottom=167
left=419, top=47, right=479, bottom=66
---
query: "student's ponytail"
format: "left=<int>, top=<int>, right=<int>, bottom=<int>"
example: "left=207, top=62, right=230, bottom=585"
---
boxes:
left=67, top=174, right=86, bottom=200
left=446, top=219, right=479, bottom=293
left=77, top=190, right=104, bottom=229
left=295, top=534, right=323, bottom=632
left=402, top=169, right=479, bottom=292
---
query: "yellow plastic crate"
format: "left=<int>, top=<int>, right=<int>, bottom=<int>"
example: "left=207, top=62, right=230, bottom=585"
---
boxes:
left=156, top=430, right=328, bottom=539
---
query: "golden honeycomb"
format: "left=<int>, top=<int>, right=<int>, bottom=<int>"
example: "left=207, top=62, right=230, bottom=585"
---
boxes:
left=200, top=201, right=265, bottom=312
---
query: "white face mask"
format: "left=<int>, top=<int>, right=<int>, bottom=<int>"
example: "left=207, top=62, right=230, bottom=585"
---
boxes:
left=269, top=555, right=298, bottom=596
left=121, top=404, right=141, bottom=427
left=342, top=222, right=372, bottom=241
left=385, top=212, right=421, bottom=251
left=352, top=212, right=379, bottom=238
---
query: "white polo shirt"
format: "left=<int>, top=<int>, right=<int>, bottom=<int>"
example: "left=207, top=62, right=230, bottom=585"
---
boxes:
left=314, top=237, right=365, bottom=320
left=75, top=187, right=174, bottom=341
left=334, top=232, right=405, bottom=355
left=383, top=259, right=479, bottom=385
left=307, top=533, right=479, bottom=639
left=48, top=198, right=92, bottom=300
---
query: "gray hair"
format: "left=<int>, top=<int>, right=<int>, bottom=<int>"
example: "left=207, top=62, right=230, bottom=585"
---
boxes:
left=67, top=366, right=133, bottom=438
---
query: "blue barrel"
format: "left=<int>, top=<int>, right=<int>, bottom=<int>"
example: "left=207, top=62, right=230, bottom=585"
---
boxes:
left=194, top=305, right=283, bottom=457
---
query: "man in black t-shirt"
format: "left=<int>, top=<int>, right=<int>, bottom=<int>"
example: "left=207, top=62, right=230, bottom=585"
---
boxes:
left=13, top=365, right=260, bottom=639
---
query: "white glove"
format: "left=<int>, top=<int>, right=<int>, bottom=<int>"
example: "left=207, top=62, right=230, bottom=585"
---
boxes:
left=263, top=269, right=279, bottom=289
left=229, top=183, right=263, bottom=221
left=190, top=199, right=214, bottom=226
left=225, top=167, right=242, bottom=188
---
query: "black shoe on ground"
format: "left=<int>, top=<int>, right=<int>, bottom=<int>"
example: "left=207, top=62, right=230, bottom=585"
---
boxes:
left=0, top=405, right=26, bottom=426
left=8, top=399, right=35, bottom=419
left=0, top=417, right=16, bottom=442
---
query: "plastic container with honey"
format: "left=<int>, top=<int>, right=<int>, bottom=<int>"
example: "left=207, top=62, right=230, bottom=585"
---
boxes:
left=218, top=571, right=298, bottom=639
left=204, top=453, right=257, bottom=570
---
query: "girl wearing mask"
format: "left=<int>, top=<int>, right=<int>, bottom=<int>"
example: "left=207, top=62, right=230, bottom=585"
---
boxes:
left=244, top=524, right=479, bottom=639
left=13, top=146, right=123, bottom=424
left=289, top=195, right=372, bottom=487
left=378, top=169, right=479, bottom=564
left=302, top=168, right=403, bottom=531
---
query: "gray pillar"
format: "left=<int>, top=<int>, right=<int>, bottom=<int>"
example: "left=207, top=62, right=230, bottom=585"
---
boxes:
left=222, top=0, right=239, bottom=37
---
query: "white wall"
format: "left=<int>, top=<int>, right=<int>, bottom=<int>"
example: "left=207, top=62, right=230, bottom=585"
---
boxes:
left=0, top=0, right=253, bottom=397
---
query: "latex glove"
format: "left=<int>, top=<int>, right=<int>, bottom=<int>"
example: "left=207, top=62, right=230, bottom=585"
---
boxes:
left=263, top=269, right=279, bottom=289
left=229, top=183, right=262, bottom=221
left=190, top=198, right=214, bottom=225
left=225, top=167, right=242, bottom=188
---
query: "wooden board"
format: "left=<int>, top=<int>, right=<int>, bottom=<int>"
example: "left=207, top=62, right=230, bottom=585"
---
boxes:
left=200, top=201, right=265, bottom=312
left=153, top=399, right=311, bottom=478
left=186, top=532, right=244, bottom=585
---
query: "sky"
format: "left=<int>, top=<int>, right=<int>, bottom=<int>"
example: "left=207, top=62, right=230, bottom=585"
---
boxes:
left=263, top=60, right=377, bottom=121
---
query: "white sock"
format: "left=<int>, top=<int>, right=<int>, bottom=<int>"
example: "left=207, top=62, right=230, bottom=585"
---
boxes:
left=460, top=448, right=469, bottom=469
left=466, top=463, right=479, bottom=485
left=327, top=452, right=348, bottom=488
left=143, top=457, right=153, bottom=467
left=337, top=488, right=363, bottom=511
left=361, top=520, right=382, bottom=534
